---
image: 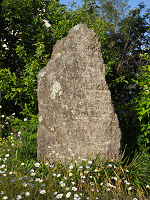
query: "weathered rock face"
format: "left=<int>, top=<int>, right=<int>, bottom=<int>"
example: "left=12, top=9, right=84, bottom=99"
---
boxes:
left=37, top=24, right=122, bottom=165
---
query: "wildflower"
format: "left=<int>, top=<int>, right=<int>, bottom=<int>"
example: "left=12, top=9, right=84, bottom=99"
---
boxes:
left=2, top=197, right=8, bottom=200
left=1, top=164, right=5, bottom=168
left=56, top=193, right=63, bottom=198
left=78, top=166, right=83, bottom=170
left=23, top=176, right=28, bottom=180
left=22, top=182, right=27, bottom=187
left=25, top=192, right=30, bottom=197
left=94, top=169, right=99, bottom=172
left=48, top=146, right=51, bottom=148
left=71, top=154, right=75, bottom=156
left=100, top=183, right=103, bottom=186
left=146, top=185, right=150, bottom=188
left=40, top=184, right=45, bottom=187
left=16, top=195, right=22, bottom=199
left=10, top=179, right=15, bottom=183
left=18, top=177, right=23, bottom=180
left=69, top=165, right=74, bottom=169
left=66, top=187, right=70, bottom=190
left=40, top=190, right=46, bottom=194
left=68, top=149, right=72, bottom=152
left=133, top=198, right=138, bottom=200
left=30, top=184, right=35, bottom=188
left=107, top=188, right=111, bottom=191
left=125, top=169, right=129, bottom=172
left=106, top=183, right=111, bottom=187
left=5, top=154, right=9, bottom=157
left=128, top=187, right=132, bottom=190
left=12, top=113, right=15, bottom=115
left=3, top=174, right=6, bottom=177
left=69, top=173, right=73, bottom=176
left=74, top=194, right=79, bottom=197
left=114, top=165, right=117, bottom=169
left=90, top=176, right=93, bottom=178
left=57, top=174, right=61, bottom=177
left=108, top=164, right=112, bottom=167
left=28, top=178, right=33, bottom=182
left=87, top=160, right=92, bottom=165
left=36, top=178, right=41, bottom=182
left=82, top=159, right=87, bottom=161
left=34, top=162, right=40, bottom=167
left=114, top=177, right=117, bottom=181
left=53, top=192, right=57, bottom=195
left=1, top=115, right=4, bottom=118
left=66, top=192, right=71, bottom=198
left=24, top=118, right=27, bottom=121
left=84, top=170, right=89, bottom=174
left=1, top=191, right=4, bottom=194
left=56, top=153, right=59, bottom=156
left=52, top=151, right=55, bottom=153
left=31, top=173, right=35, bottom=176
left=52, top=173, right=56, bottom=176
left=72, top=187, right=77, bottom=191
left=0, top=105, right=2, bottom=108
left=5, top=122, right=8, bottom=124
left=39, top=179, right=43, bottom=183
left=30, top=169, right=34, bottom=173
left=9, top=171, right=13, bottom=175
left=61, top=183, right=65, bottom=187
left=72, top=182, right=75, bottom=185
left=21, top=163, right=25, bottom=166
left=64, top=176, right=67, bottom=180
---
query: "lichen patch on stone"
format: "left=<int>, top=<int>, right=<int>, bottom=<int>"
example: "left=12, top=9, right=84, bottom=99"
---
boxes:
left=51, top=81, right=62, bottom=99
left=74, top=24, right=80, bottom=30
left=40, top=71, right=46, bottom=77
left=39, top=116, right=43, bottom=122
left=57, top=53, right=61, bottom=57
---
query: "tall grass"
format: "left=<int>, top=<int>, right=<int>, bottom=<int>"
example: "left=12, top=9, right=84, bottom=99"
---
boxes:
left=0, top=112, right=150, bottom=199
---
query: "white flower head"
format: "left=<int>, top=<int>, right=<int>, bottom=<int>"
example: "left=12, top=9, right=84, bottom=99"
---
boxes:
left=21, top=163, right=25, bottom=166
left=87, top=160, right=92, bottom=165
left=72, top=187, right=77, bottom=191
left=40, top=190, right=46, bottom=194
left=34, top=162, right=40, bottom=167
left=25, top=192, right=30, bottom=196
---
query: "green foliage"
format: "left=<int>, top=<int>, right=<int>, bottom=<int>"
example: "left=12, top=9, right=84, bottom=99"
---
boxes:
left=10, top=114, right=38, bottom=161
left=133, top=51, right=150, bottom=150
left=0, top=42, right=49, bottom=117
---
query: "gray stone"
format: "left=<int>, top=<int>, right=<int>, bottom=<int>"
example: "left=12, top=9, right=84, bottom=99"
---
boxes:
left=37, top=24, right=122, bottom=165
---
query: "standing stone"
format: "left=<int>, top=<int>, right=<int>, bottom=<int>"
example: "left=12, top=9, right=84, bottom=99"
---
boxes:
left=37, top=24, right=122, bottom=165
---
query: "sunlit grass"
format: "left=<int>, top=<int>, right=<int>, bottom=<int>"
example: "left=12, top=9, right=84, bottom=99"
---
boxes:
left=0, top=112, right=150, bottom=199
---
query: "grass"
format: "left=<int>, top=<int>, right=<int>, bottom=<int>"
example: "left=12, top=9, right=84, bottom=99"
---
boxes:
left=0, top=115, right=150, bottom=199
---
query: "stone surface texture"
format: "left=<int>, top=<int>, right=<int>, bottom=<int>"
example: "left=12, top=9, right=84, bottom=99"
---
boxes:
left=37, top=24, right=122, bottom=165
